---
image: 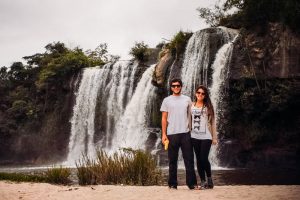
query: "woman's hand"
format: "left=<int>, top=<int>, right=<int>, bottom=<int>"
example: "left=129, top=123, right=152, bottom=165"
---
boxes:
left=212, top=138, right=218, bottom=145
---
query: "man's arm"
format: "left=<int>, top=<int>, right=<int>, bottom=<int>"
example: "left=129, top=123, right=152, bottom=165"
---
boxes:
left=161, top=111, right=168, bottom=144
left=187, top=100, right=192, bottom=131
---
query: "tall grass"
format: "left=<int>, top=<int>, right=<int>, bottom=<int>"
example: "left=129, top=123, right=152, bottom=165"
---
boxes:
left=76, top=149, right=162, bottom=185
left=0, top=172, right=46, bottom=182
left=45, top=166, right=71, bottom=184
left=0, top=166, right=71, bottom=185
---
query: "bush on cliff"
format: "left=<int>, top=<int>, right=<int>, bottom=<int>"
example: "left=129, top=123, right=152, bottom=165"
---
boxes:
left=197, top=0, right=300, bottom=32
left=129, top=41, right=150, bottom=62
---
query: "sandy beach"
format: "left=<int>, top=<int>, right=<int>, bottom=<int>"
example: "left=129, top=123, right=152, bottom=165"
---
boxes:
left=1, top=181, right=299, bottom=200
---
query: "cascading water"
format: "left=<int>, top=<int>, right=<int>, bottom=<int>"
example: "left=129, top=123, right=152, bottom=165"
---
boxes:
left=100, top=61, right=138, bottom=148
left=65, top=27, right=239, bottom=167
left=209, top=34, right=239, bottom=167
left=66, top=67, right=108, bottom=165
left=180, top=27, right=238, bottom=168
left=66, top=61, right=139, bottom=165
left=181, top=27, right=237, bottom=97
left=111, top=65, right=156, bottom=151
left=181, top=30, right=210, bottom=96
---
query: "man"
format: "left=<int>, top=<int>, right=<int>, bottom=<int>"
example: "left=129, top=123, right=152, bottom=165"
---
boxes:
left=160, top=78, right=197, bottom=189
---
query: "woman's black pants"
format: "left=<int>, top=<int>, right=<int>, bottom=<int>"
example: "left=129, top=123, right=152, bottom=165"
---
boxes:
left=191, top=139, right=212, bottom=181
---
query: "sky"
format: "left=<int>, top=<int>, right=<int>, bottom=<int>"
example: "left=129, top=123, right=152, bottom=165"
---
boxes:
left=0, top=0, right=219, bottom=67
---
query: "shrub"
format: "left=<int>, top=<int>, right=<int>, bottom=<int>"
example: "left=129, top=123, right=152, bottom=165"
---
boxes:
left=0, top=167, right=71, bottom=185
left=129, top=42, right=150, bottom=62
left=76, top=149, right=162, bottom=185
left=0, top=172, right=46, bottom=182
left=76, top=155, right=97, bottom=185
left=45, top=166, right=71, bottom=185
left=167, top=31, right=192, bottom=56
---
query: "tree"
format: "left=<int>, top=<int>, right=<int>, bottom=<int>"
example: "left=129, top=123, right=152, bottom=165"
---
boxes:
left=197, top=0, right=300, bottom=31
left=197, top=4, right=225, bottom=27
left=85, top=43, right=108, bottom=65
left=129, top=42, right=149, bottom=62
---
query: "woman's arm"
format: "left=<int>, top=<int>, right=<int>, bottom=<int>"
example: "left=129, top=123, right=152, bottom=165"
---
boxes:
left=211, top=115, right=218, bottom=145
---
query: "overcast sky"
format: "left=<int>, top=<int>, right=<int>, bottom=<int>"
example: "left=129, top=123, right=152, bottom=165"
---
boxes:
left=0, top=0, right=219, bottom=67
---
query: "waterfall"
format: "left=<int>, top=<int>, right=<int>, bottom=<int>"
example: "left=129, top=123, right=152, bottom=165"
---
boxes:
left=181, top=30, right=210, bottom=96
left=209, top=34, right=239, bottom=167
left=181, top=27, right=237, bottom=96
left=111, top=65, right=156, bottom=151
left=66, top=61, right=139, bottom=165
left=180, top=27, right=238, bottom=168
left=65, top=27, right=239, bottom=167
left=66, top=67, right=107, bottom=165
left=100, top=61, right=138, bottom=148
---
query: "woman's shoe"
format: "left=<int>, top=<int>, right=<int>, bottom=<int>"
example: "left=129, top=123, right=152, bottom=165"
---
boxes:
left=200, top=180, right=206, bottom=190
left=206, top=177, right=214, bottom=189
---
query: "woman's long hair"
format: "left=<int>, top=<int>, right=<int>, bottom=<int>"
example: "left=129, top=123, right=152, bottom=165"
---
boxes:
left=194, top=85, right=215, bottom=122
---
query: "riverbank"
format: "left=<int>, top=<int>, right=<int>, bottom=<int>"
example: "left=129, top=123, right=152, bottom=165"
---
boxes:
left=1, top=181, right=299, bottom=200
left=1, top=167, right=300, bottom=185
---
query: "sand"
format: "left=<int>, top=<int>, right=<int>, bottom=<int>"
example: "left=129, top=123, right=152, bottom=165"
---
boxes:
left=0, top=181, right=299, bottom=200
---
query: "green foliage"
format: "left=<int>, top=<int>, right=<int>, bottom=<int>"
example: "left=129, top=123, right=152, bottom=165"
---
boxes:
left=198, top=0, right=300, bottom=31
left=76, top=155, right=96, bottom=185
left=45, top=166, right=71, bottom=185
left=197, top=4, right=225, bottom=27
left=227, top=78, right=299, bottom=146
left=76, top=149, right=162, bottom=185
left=0, top=41, right=117, bottom=163
left=37, top=49, right=90, bottom=87
left=85, top=43, right=108, bottom=65
left=167, top=31, right=192, bottom=56
left=129, top=41, right=150, bottom=62
left=155, top=41, right=165, bottom=49
left=0, top=167, right=70, bottom=184
left=0, top=66, right=8, bottom=80
left=22, top=42, right=117, bottom=88
left=0, top=172, right=46, bottom=182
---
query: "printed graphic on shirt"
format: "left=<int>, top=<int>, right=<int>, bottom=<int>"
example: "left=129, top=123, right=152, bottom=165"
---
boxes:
left=191, top=108, right=206, bottom=134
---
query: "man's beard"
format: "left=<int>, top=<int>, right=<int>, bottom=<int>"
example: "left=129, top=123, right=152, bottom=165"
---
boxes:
left=173, top=90, right=181, bottom=95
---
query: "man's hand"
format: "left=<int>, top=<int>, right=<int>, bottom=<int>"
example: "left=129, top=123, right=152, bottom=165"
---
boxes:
left=161, top=111, right=168, bottom=144
left=162, top=134, right=168, bottom=144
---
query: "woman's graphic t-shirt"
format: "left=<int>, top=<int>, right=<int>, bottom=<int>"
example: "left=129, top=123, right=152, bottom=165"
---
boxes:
left=191, top=105, right=212, bottom=140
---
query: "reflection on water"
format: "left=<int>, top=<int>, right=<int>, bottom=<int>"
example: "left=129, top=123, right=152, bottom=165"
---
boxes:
left=0, top=166, right=299, bottom=185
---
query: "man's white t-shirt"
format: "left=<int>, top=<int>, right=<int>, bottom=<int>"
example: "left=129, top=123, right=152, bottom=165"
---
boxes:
left=160, top=95, right=191, bottom=135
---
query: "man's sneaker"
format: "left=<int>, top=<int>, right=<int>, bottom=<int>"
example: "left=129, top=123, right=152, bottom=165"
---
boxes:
left=169, top=185, right=177, bottom=190
left=206, top=177, right=214, bottom=189
left=188, top=185, right=196, bottom=190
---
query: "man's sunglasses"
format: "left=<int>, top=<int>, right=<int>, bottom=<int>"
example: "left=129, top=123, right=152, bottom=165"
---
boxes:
left=171, top=84, right=181, bottom=88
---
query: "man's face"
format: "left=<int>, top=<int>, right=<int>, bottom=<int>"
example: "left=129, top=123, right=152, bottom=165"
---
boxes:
left=171, top=81, right=182, bottom=95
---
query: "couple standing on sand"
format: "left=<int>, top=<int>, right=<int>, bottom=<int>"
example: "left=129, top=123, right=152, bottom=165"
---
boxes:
left=160, top=78, right=218, bottom=190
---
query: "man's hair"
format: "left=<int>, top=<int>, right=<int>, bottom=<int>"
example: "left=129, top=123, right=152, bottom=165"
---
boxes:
left=170, top=78, right=182, bottom=87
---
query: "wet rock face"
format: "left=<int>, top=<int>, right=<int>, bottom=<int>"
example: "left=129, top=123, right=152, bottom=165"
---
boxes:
left=230, top=23, right=300, bottom=79
left=152, top=49, right=174, bottom=87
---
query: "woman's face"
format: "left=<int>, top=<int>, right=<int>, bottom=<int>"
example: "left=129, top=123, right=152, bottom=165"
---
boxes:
left=195, top=88, right=205, bottom=101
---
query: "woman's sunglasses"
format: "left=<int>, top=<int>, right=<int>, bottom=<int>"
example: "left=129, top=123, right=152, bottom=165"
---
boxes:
left=196, top=91, right=205, bottom=95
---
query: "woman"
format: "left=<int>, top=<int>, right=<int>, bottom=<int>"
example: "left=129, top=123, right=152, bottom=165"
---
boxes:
left=190, top=85, right=217, bottom=189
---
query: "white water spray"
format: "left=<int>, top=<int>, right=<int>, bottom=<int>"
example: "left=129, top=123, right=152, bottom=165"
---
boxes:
left=66, top=67, right=108, bottom=165
left=111, top=65, right=156, bottom=151
left=209, top=34, right=239, bottom=167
